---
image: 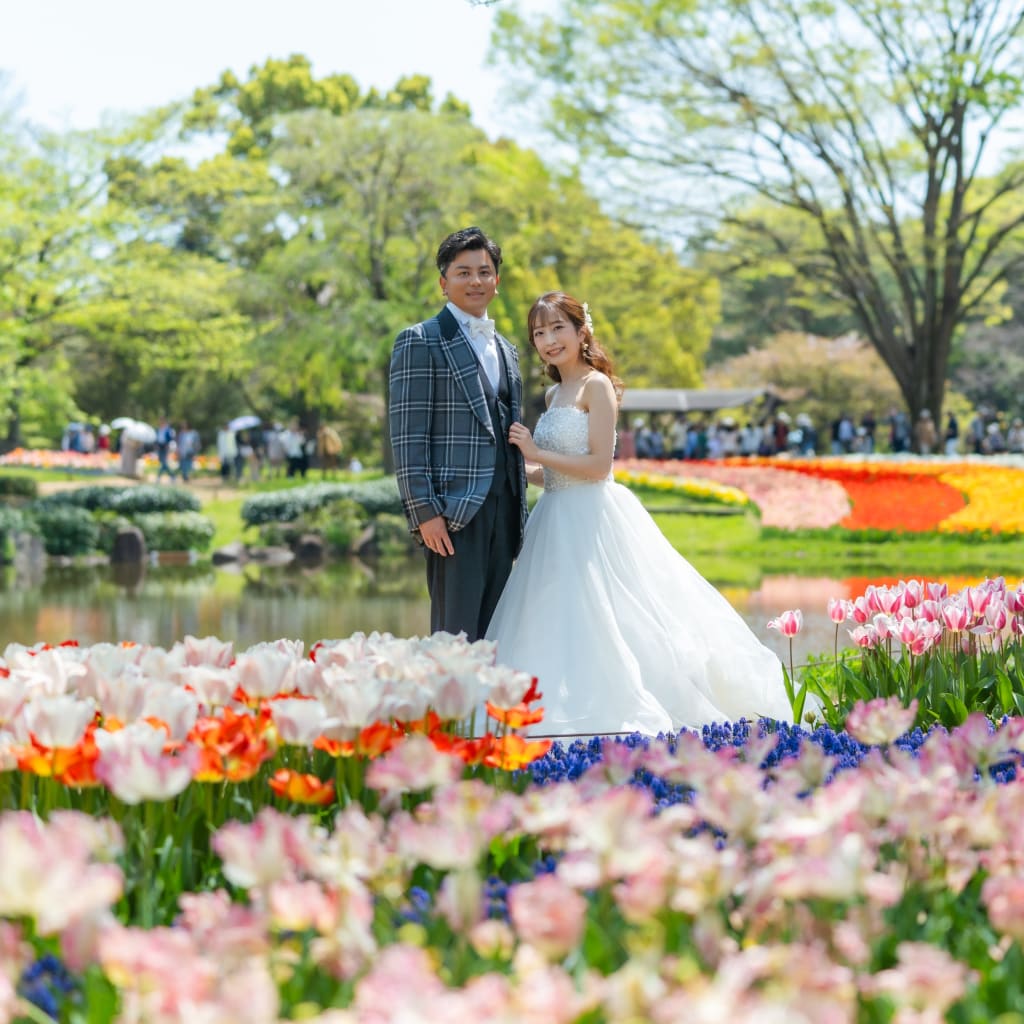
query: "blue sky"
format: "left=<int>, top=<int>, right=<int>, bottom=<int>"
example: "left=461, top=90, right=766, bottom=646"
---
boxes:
left=0, top=0, right=551, bottom=141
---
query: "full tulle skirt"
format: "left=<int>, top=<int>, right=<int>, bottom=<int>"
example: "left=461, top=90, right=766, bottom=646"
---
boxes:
left=485, top=480, right=792, bottom=736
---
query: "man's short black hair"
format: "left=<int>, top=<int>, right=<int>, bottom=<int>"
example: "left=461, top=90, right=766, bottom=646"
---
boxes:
left=436, top=226, right=502, bottom=277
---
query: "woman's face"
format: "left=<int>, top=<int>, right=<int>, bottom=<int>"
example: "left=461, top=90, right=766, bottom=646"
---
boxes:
left=531, top=311, right=584, bottom=370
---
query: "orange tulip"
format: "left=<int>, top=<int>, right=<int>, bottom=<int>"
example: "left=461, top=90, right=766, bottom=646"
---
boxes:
left=14, top=723, right=101, bottom=787
left=430, top=731, right=496, bottom=766
left=189, top=707, right=273, bottom=782
left=483, top=734, right=552, bottom=770
left=269, top=769, right=335, bottom=806
left=485, top=701, right=546, bottom=729
left=355, top=721, right=401, bottom=759
left=314, top=735, right=353, bottom=758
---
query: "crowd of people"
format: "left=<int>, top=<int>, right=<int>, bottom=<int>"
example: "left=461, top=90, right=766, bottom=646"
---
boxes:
left=209, top=419, right=352, bottom=482
left=619, top=406, right=1024, bottom=459
left=62, top=416, right=355, bottom=483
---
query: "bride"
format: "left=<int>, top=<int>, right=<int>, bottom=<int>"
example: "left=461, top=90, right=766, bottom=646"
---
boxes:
left=485, top=291, right=793, bottom=737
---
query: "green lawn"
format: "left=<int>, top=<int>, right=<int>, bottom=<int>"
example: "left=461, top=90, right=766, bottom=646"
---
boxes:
left=654, top=510, right=1024, bottom=583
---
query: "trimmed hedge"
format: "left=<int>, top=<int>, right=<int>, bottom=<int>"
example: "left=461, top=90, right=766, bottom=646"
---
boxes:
left=33, top=485, right=122, bottom=512
left=0, top=474, right=39, bottom=499
left=132, top=511, right=215, bottom=552
left=31, top=505, right=99, bottom=557
left=241, top=477, right=403, bottom=526
left=34, top=484, right=200, bottom=515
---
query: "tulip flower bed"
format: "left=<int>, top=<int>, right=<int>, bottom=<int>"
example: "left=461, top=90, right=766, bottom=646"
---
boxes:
left=0, top=449, right=123, bottom=474
left=0, top=449, right=218, bottom=477
left=4, top=587, right=1024, bottom=1022
left=611, top=468, right=752, bottom=509
left=769, top=575, right=1024, bottom=732
left=8, top=700, right=1024, bottom=1021
left=617, top=455, right=1024, bottom=535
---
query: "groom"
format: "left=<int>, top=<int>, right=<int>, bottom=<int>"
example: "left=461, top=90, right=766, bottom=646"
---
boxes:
left=389, top=226, right=528, bottom=641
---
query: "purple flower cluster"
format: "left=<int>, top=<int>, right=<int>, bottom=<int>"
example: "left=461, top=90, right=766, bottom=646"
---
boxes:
left=19, top=954, right=76, bottom=1018
left=526, top=717, right=983, bottom=801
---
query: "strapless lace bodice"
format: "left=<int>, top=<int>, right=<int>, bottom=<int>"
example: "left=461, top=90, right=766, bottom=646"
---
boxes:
left=534, top=406, right=612, bottom=492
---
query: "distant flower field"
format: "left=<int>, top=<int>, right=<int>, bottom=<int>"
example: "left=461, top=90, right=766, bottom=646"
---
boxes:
left=617, top=455, right=1024, bottom=534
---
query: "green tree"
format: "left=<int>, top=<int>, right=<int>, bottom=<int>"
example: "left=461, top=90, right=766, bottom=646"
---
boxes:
left=494, top=0, right=1024, bottom=427
left=0, top=115, right=258, bottom=447
left=691, top=201, right=857, bottom=363
left=458, top=141, right=718, bottom=421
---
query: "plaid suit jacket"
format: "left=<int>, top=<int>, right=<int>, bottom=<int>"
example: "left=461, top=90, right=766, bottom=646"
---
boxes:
left=389, top=306, right=528, bottom=543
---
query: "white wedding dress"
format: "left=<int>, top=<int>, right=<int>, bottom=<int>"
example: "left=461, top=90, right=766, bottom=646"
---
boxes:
left=485, top=406, right=793, bottom=737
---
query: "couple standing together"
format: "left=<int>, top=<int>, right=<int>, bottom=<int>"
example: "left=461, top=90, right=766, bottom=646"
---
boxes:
left=389, top=226, right=791, bottom=737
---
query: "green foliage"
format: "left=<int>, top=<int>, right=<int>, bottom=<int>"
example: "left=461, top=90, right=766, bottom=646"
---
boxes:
left=132, top=511, right=215, bottom=552
left=34, top=484, right=200, bottom=514
left=0, top=505, right=32, bottom=559
left=0, top=473, right=38, bottom=499
left=318, top=499, right=365, bottom=554
left=241, top=478, right=403, bottom=526
left=801, top=638, right=1024, bottom=733
left=31, top=504, right=99, bottom=556
left=492, top=0, right=1024, bottom=427
left=92, top=511, right=135, bottom=555
left=371, top=512, right=418, bottom=558
left=34, top=486, right=122, bottom=512
left=110, top=485, right=201, bottom=515
left=692, top=202, right=859, bottom=364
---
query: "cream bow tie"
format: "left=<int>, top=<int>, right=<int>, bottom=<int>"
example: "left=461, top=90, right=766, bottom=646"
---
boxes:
left=466, top=316, right=496, bottom=342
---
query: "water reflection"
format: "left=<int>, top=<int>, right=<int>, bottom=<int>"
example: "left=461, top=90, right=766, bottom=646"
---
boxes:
left=0, top=561, right=1017, bottom=666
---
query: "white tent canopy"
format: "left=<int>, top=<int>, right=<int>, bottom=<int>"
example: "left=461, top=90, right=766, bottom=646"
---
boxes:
left=619, top=387, right=775, bottom=413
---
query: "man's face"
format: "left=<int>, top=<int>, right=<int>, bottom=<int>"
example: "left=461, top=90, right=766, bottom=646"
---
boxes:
left=440, top=248, right=498, bottom=318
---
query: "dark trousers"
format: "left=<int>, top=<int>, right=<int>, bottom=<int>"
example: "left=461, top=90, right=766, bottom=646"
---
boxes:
left=425, top=484, right=520, bottom=642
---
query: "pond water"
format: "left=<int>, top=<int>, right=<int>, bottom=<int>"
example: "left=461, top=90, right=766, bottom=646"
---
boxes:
left=2, top=558, right=1001, bottom=668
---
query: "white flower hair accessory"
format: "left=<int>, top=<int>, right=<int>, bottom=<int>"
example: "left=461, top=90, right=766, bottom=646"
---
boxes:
left=582, top=302, right=594, bottom=332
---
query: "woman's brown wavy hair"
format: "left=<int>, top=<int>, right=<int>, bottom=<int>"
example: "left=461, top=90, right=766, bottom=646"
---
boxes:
left=527, top=292, right=624, bottom=402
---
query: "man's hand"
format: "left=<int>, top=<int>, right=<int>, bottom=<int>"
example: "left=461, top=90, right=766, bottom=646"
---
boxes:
left=419, top=514, right=454, bottom=556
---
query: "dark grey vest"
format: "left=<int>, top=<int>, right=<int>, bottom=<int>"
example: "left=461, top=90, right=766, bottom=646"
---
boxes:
left=478, top=354, right=520, bottom=496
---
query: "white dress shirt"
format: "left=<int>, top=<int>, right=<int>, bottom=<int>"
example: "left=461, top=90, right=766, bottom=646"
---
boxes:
left=447, top=301, right=500, bottom=390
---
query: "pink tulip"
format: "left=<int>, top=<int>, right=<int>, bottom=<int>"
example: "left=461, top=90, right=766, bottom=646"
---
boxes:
left=94, top=723, right=199, bottom=805
left=982, top=875, right=1024, bottom=944
left=966, top=586, right=993, bottom=616
left=897, top=617, right=919, bottom=647
left=827, top=598, right=848, bottom=624
left=846, top=697, right=917, bottom=746
left=866, top=585, right=902, bottom=616
left=269, top=697, right=328, bottom=746
left=925, top=581, right=949, bottom=601
left=985, top=602, right=1009, bottom=632
left=180, top=634, right=234, bottom=668
left=865, top=942, right=974, bottom=1019
left=21, top=695, right=96, bottom=749
left=508, top=873, right=588, bottom=960
left=940, top=599, right=972, bottom=632
left=896, top=618, right=942, bottom=656
left=872, top=614, right=896, bottom=641
left=848, top=596, right=872, bottom=624
left=365, top=733, right=462, bottom=800
left=908, top=621, right=942, bottom=656
left=899, top=579, right=923, bottom=609
left=767, top=609, right=803, bottom=637
left=849, top=625, right=879, bottom=649
left=234, top=649, right=297, bottom=698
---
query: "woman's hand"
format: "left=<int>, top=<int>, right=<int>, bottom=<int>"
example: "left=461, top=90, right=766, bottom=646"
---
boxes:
left=508, top=422, right=541, bottom=462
